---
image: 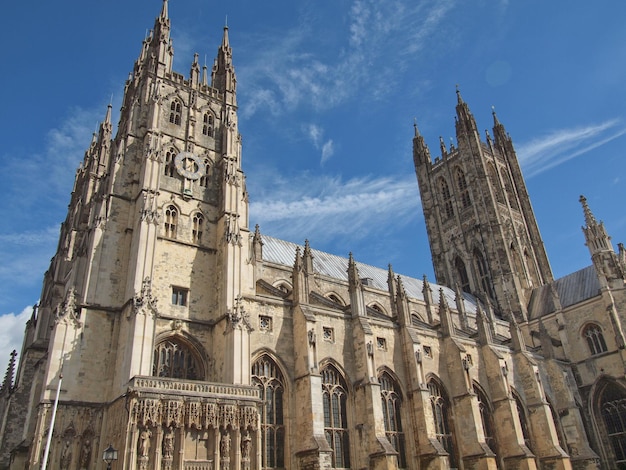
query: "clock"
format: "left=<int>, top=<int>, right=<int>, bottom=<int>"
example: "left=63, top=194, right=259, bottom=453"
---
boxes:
left=174, top=152, right=204, bottom=180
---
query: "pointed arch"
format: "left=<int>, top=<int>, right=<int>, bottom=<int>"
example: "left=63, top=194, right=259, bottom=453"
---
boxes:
left=273, top=280, right=292, bottom=296
left=379, top=370, right=407, bottom=467
left=487, top=162, right=504, bottom=204
left=455, top=166, right=471, bottom=208
left=582, top=323, right=608, bottom=356
left=202, top=111, right=215, bottom=137
left=455, top=256, right=470, bottom=293
left=326, top=292, right=346, bottom=306
left=320, top=363, right=351, bottom=468
left=191, top=211, right=204, bottom=243
left=164, top=147, right=178, bottom=177
left=164, top=204, right=179, bottom=239
left=473, top=383, right=497, bottom=453
left=438, top=177, right=454, bottom=219
left=252, top=354, right=286, bottom=469
left=199, top=156, right=211, bottom=187
left=367, top=302, right=387, bottom=316
left=511, top=389, right=533, bottom=452
left=592, top=378, right=626, bottom=467
left=152, top=335, right=205, bottom=380
left=427, top=377, right=458, bottom=467
left=169, top=98, right=183, bottom=125
left=473, top=248, right=494, bottom=299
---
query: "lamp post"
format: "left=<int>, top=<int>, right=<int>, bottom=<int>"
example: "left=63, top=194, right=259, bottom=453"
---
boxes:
left=102, top=444, right=118, bottom=470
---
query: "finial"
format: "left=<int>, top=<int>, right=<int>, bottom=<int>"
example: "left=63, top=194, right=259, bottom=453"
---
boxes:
left=580, top=195, right=597, bottom=227
left=225, top=15, right=228, bottom=28
left=109, top=94, right=114, bottom=106
left=455, top=84, right=463, bottom=103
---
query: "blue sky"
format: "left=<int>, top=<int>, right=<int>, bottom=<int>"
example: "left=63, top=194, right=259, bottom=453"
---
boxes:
left=1, top=0, right=625, bottom=364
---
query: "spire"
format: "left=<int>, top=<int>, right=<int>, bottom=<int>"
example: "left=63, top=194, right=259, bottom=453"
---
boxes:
left=438, top=288, right=455, bottom=337
left=491, top=106, right=511, bottom=149
left=303, top=240, right=314, bottom=275
left=439, top=136, right=447, bottom=157
left=412, top=118, right=432, bottom=166
left=144, top=0, right=173, bottom=76
left=454, top=86, right=479, bottom=138
left=190, top=53, right=200, bottom=86
left=252, top=224, right=263, bottom=262
left=160, top=0, right=169, bottom=20
left=0, top=350, right=17, bottom=395
left=422, top=274, right=434, bottom=324
left=475, top=303, right=493, bottom=346
left=212, top=25, right=237, bottom=97
left=454, top=283, right=469, bottom=330
left=508, top=313, right=526, bottom=352
left=347, top=253, right=366, bottom=316
left=387, top=264, right=398, bottom=316
left=580, top=195, right=624, bottom=285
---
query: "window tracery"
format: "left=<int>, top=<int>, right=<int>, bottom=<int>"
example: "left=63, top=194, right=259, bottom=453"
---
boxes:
left=380, top=372, right=406, bottom=467
left=169, top=99, right=182, bottom=125
left=192, top=213, right=204, bottom=243
left=584, top=324, right=608, bottom=355
left=165, top=205, right=178, bottom=238
left=322, top=365, right=350, bottom=468
left=252, top=356, right=285, bottom=469
left=428, top=379, right=457, bottom=467
left=455, top=167, right=471, bottom=208
left=152, top=338, right=202, bottom=380
left=439, top=177, right=454, bottom=219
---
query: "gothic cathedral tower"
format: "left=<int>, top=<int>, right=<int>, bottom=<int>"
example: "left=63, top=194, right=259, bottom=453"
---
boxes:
left=413, top=90, right=553, bottom=320
left=3, top=2, right=259, bottom=468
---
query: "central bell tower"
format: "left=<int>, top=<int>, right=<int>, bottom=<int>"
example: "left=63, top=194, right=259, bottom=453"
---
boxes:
left=413, top=90, right=553, bottom=320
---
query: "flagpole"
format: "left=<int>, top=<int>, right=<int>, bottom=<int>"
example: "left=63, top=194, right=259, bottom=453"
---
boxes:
left=41, top=367, right=63, bottom=470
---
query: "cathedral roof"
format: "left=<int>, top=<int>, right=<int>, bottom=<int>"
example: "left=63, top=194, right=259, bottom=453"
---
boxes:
left=261, top=235, right=478, bottom=314
left=527, top=265, right=601, bottom=319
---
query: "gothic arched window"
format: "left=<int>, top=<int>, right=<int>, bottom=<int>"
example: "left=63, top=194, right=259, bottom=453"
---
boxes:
left=487, top=163, right=504, bottom=204
left=252, top=356, right=285, bottom=469
left=199, top=159, right=210, bottom=188
left=192, top=213, right=204, bottom=243
left=169, top=99, right=182, bottom=125
left=455, top=167, right=471, bottom=208
left=202, top=112, right=214, bottom=136
left=322, top=365, right=350, bottom=468
left=153, top=338, right=202, bottom=380
left=584, top=324, right=608, bottom=355
left=164, top=148, right=177, bottom=177
left=428, top=379, right=457, bottom=467
left=439, top=177, right=454, bottom=219
left=474, top=249, right=494, bottom=299
left=513, top=391, right=533, bottom=452
left=165, top=205, right=178, bottom=239
left=599, top=382, right=626, bottom=466
left=504, top=172, right=519, bottom=210
left=474, top=385, right=497, bottom=453
left=455, top=257, right=470, bottom=293
left=380, top=372, right=406, bottom=468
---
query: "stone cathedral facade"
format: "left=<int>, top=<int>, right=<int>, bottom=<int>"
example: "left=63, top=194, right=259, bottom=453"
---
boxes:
left=1, top=2, right=626, bottom=469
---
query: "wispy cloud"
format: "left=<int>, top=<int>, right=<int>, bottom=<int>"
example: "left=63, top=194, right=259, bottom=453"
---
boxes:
left=239, top=0, right=456, bottom=117
left=305, top=124, right=335, bottom=164
left=250, top=172, right=420, bottom=244
left=0, top=306, right=33, bottom=369
left=517, top=119, right=626, bottom=177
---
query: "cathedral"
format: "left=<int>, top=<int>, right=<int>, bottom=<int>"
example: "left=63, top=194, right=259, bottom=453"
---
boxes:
left=1, top=2, right=626, bottom=469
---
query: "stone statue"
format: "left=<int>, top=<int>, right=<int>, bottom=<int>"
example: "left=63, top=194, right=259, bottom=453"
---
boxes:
left=79, top=439, right=91, bottom=469
left=60, top=440, right=72, bottom=469
left=139, top=428, right=152, bottom=457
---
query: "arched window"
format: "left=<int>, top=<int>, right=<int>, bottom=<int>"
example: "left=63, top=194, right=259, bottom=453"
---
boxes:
left=252, top=356, right=285, bottom=469
left=428, top=380, right=457, bottom=467
left=455, top=257, right=470, bottom=293
left=165, top=205, right=178, bottom=238
left=164, top=148, right=177, bottom=177
left=584, top=324, right=608, bottom=355
left=598, top=382, right=626, bottom=466
left=487, top=163, right=504, bottom=204
left=327, top=294, right=344, bottom=306
left=474, top=249, right=494, bottom=299
left=322, top=365, right=350, bottom=468
left=169, top=99, right=182, bottom=125
left=439, top=177, right=454, bottom=219
left=474, top=385, right=496, bottom=453
left=513, top=391, right=533, bottom=452
left=153, top=338, right=202, bottom=380
left=503, top=172, right=519, bottom=210
left=202, top=112, right=214, bottom=136
left=192, top=213, right=204, bottom=243
left=455, top=167, right=471, bottom=208
left=199, top=159, right=210, bottom=188
left=380, top=372, right=406, bottom=468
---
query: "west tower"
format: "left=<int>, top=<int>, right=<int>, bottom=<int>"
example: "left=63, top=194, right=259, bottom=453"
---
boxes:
left=413, top=90, right=553, bottom=320
left=2, top=2, right=259, bottom=468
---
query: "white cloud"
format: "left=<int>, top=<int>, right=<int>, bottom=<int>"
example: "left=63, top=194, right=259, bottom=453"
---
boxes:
left=517, top=120, right=626, bottom=177
left=238, top=0, right=456, bottom=117
left=0, top=306, right=33, bottom=372
left=250, top=173, right=420, bottom=244
left=321, top=140, right=335, bottom=164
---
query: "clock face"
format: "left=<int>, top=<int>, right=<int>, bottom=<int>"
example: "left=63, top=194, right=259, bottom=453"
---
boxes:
left=174, top=152, right=204, bottom=180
